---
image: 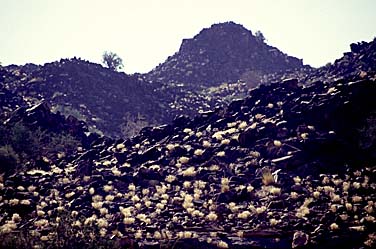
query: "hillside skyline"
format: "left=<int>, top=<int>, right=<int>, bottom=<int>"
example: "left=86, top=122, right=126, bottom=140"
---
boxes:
left=1, top=0, right=376, bottom=73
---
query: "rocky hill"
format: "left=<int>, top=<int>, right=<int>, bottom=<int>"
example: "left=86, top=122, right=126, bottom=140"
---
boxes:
left=153, top=37, right=376, bottom=125
left=1, top=36, right=376, bottom=248
left=145, top=22, right=304, bottom=86
left=1, top=59, right=170, bottom=137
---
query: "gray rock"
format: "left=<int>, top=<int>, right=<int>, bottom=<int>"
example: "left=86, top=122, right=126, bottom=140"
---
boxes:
left=292, top=231, right=309, bottom=248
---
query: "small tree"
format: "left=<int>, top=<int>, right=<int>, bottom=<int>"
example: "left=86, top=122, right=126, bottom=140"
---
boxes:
left=102, top=51, right=123, bottom=71
left=255, top=30, right=266, bottom=43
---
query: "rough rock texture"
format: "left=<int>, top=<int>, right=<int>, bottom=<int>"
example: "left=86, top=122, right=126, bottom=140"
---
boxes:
left=155, top=37, right=376, bottom=134
left=1, top=59, right=166, bottom=137
left=263, top=37, right=376, bottom=86
left=0, top=66, right=27, bottom=118
left=1, top=59, right=250, bottom=138
left=145, top=22, right=303, bottom=86
left=0, top=100, right=99, bottom=176
left=0, top=74, right=375, bottom=248
left=4, top=101, right=96, bottom=147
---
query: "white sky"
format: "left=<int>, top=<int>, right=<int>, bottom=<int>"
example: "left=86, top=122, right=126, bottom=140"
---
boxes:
left=1, top=0, right=375, bottom=73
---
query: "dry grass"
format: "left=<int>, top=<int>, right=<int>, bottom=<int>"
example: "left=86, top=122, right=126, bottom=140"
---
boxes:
left=262, top=168, right=275, bottom=186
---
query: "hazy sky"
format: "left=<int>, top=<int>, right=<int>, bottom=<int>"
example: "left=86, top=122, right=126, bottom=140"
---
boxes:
left=1, top=0, right=375, bottom=73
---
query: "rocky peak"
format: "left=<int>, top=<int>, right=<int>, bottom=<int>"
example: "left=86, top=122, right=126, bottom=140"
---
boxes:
left=179, top=21, right=258, bottom=53
left=146, top=21, right=304, bottom=86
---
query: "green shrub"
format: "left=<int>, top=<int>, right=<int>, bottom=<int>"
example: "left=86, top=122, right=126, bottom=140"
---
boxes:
left=8, top=123, right=45, bottom=159
left=120, top=112, right=152, bottom=138
left=0, top=121, right=82, bottom=174
left=46, top=132, right=81, bottom=156
left=358, top=112, right=376, bottom=150
left=0, top=145, right=20, bottom=174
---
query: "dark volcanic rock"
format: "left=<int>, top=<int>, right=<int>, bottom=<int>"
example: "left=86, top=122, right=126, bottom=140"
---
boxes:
left=0, top=75, right=375, bottom=248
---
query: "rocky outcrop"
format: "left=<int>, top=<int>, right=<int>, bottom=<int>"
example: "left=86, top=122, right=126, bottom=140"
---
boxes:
left=4, top=101, right=96, bottom=145
left=145, top=22, right=304, bottom=86
left=153, top=37, right=376, bottom=134
left=1, top=23, right=376, bottom=248
left=326, top=38, right=376, bottom=80
left=0, top=99, right=101, bottom=177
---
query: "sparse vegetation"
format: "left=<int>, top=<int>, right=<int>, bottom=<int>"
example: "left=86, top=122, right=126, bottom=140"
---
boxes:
left=102, top=51, right=123, bottom=71
left=0, top=145, right=20, bottom=174
left=261, top=167, right=275, bottom=186
left=0, top=122, right=81, bottom=175
left=52, top=105, right=87, bottom=122
left=0, top=210, right=119, bottom=249
left=358, top=112, right=376, bottom=150
left=120, top=112, right=152, bottom=138
left=255, top=30, right=266, bottom=43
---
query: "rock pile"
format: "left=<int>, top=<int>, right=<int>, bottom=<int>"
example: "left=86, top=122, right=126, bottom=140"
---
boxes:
left=1, top=26, right=375, bottom=248
left=0, top=58, right=251, bottom=138
left=0, top=100, right=99, bottom=176
left=154, top=81, right=249, bottom=120
left=330, top=39, right=376, bottom=79
left=1, top=73, right=375, bottom=248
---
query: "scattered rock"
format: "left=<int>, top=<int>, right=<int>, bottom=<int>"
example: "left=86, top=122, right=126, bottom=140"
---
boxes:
left=292, top=231, right=309, bottom=248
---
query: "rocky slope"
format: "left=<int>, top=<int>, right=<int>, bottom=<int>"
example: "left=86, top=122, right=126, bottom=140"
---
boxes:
left=0, top=58, right=250, bottom=138
left=1, top=66, right=375, bottom=248
left=1, top=59, right=168, bottom=137
left=145, top=22, right=304, bottom=86
left=262, top=37, right=376, bottom=86
left=0, top=66, right=27, bottom=118
left=0, top=100, right=100, bottom=177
